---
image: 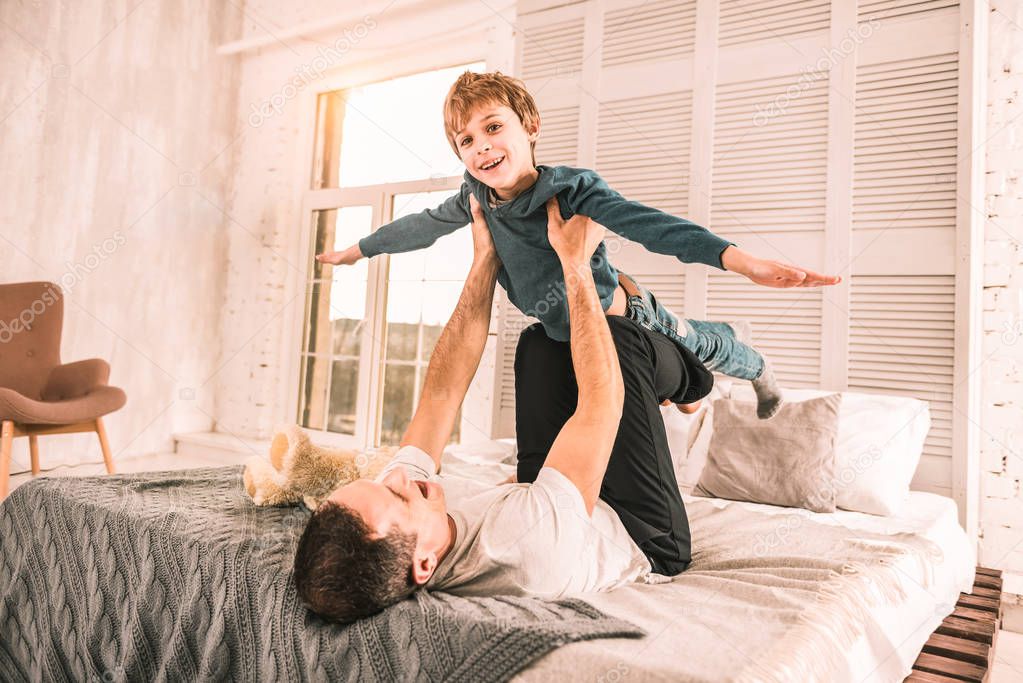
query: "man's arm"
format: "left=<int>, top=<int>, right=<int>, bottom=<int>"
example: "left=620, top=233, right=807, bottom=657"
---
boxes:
left=562, top=170, right=840, bottom=287
left=315, top=183, right=472, bottom=266
left=398, top=194, right=499, bottom=471
left=539, top=198, right=625, bottom=516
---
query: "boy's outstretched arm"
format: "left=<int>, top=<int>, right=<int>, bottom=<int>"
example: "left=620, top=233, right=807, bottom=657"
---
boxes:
left=316, top=183, right=473, bottom=266
left=564, top=171, right=841, bottom=288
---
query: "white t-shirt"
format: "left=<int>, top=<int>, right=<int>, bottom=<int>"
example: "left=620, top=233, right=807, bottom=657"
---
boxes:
left=376, top=445, right=653, bottom=598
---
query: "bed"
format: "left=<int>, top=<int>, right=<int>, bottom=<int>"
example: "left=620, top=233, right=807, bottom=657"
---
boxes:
left=439, top=442, right=980, bottom=683
left=0, top=439, right=983, bottom=683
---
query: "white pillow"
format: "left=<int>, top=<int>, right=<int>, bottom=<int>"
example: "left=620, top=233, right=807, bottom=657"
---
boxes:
left=661, top=403, right=707, bottom=480
left=682, top=404, right=715, bottom=493
left=663, top=376, right=733, bottom=492
left=728, top=386, right=931, bottom=516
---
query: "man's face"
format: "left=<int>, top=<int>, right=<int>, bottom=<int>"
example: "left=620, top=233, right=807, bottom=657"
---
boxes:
left=454, top=104, right=539, bottom=195
left=326, top=466, right=450, bottom=584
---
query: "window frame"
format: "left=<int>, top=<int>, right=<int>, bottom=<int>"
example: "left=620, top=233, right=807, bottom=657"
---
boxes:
left=290, top=176, right=464, bottom=449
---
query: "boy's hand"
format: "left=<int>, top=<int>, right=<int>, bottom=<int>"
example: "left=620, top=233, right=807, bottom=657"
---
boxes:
left=721, top=246, right=841, bottom=288
left=546, top=197, right=603, bottom=265
left=468, top=194, right=498, bottom=263
left=315, top=243, right=363, bottom=266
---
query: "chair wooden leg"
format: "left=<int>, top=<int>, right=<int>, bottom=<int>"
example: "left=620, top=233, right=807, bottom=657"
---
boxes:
left=29, top=434, right=39, bottom=475
left=1, top=420, right=13, bottom=500
left=95, top=417, right=115, bottom=474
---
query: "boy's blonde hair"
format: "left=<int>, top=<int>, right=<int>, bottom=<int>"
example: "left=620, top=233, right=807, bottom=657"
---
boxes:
left=443, top=71, right=541, bottom=162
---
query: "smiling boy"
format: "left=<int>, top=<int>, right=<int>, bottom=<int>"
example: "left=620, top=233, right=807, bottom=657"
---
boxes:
left=317, top=70, right=840, bottom=418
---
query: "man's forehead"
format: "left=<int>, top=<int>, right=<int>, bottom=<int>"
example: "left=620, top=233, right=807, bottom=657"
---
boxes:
left=331, top=480, right=400, bottom=525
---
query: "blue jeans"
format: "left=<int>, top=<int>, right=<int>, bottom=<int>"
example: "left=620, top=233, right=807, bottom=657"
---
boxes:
left=620, top=273, right=764, bottom=382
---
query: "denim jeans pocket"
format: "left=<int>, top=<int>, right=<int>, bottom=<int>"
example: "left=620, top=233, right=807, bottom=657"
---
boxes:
left=624, top=284, right=679, bottom=337
left=625, top=294, right=655, bottom=329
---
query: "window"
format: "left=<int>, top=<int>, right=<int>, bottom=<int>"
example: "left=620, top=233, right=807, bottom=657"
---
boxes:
left=299, top=206, right=372, bottom=435
left=299, top=62, right=484, bottom=448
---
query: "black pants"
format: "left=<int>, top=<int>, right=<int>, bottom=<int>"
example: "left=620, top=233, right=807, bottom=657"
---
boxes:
left=514, top=316, right=711, bottom=576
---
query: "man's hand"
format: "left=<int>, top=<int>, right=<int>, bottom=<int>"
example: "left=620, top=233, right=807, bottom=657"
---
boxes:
left=468, top=194, right=498, bottom=264
left=546, top=197, right=603, bottom=266
left=721, top=245, right=841, bottom=288
left=315, top=243, right=363, bottom=266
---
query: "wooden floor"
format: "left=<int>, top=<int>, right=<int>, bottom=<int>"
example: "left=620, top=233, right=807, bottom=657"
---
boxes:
left=906, top=567, right=1005, bottom=682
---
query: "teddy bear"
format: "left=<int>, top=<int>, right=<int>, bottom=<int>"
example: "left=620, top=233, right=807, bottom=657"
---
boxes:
left=242, top=423, right=397, bottom=510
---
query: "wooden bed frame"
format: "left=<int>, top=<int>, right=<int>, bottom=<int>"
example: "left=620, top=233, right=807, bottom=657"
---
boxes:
left=905, top=566, right=1004, bottom=683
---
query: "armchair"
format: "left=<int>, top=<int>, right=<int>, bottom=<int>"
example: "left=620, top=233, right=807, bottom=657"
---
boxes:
left=0, top=282, right=126, bottom=498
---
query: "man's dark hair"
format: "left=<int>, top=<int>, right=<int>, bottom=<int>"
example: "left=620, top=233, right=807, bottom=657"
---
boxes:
left=293, top=501, right=419, bottom=623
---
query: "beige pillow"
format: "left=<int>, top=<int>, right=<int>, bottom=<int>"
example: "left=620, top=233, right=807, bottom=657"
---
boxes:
left=693, top=393, right=842, bottom=512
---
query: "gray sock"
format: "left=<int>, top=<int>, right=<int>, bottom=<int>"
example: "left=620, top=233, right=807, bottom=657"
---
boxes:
left=752, top=361, right=784, bottom=419
left=728, top=320, right=784, bottom=418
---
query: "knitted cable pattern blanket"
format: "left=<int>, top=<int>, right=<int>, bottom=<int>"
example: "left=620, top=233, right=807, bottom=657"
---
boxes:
left=0, top=466, right=643, bottom=682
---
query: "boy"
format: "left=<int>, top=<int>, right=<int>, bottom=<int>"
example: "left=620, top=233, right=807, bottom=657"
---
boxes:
left=317, top=71, right=840, bottom=418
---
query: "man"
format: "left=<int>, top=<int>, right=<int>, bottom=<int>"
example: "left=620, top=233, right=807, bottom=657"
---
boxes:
left=293, top=195, right=712, bottom=624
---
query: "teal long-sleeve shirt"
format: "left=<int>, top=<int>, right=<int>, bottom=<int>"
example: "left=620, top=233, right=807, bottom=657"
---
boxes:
left=358, top=164, right=735, bottom=342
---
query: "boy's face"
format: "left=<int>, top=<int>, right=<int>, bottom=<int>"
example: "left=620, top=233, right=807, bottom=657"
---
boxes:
left=453, top=104, right=539, bottom=195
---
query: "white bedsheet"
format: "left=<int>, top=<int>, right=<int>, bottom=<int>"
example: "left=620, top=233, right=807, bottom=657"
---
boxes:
left=440, top=443, right=976, bottom=683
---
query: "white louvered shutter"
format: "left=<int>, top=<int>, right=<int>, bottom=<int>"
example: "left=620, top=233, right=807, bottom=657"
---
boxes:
left=501, top=0, right=970, bottom=502
left=849, top=26, right=962, bottom=493
left=859, top=0, right=959, bottom=22
left=600, top=0, right=697, bottom=68
left=848, top=275, right=956, bottom=477
left=718, top=0, right=831, bottom=47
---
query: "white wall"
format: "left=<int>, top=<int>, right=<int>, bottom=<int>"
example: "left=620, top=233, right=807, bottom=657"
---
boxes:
left=0, top=1, right=242, bottom=468
left=981, top=0, right=1023, bottom=575
left=214, top=0, right=513, bottom=440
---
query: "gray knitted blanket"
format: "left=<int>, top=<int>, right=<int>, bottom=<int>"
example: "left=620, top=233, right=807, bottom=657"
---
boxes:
left=0, top=465, right=643, bottom=682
